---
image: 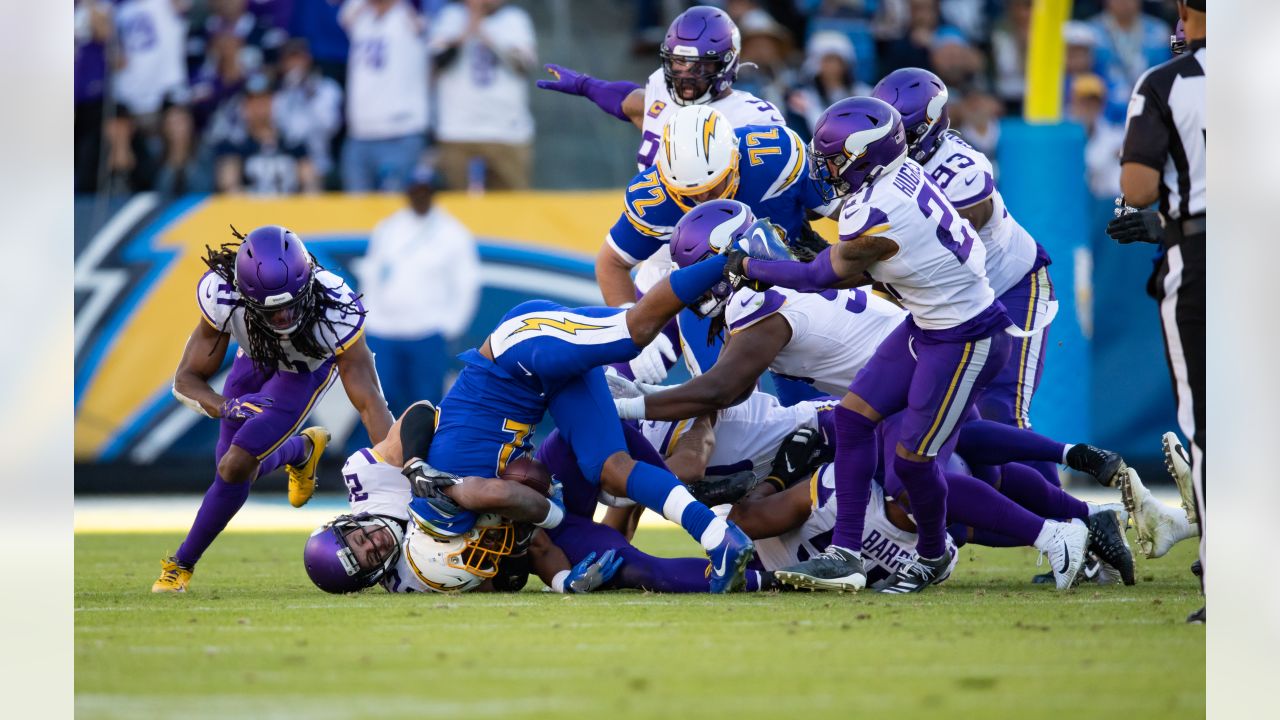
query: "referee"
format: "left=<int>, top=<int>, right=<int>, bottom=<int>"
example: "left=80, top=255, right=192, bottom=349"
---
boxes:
left=1107, top=0, right=1205, bottom=624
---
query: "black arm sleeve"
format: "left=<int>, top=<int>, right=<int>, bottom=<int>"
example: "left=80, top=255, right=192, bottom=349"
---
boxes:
left=399, top=401, right=439, bottom=463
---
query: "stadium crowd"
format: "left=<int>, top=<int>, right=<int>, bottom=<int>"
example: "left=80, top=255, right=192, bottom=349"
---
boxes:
left=74, top=0, right=1179, bottom=201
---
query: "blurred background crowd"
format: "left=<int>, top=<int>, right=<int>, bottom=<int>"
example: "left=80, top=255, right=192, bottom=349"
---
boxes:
left=74, top=0, right=1180, bottom=204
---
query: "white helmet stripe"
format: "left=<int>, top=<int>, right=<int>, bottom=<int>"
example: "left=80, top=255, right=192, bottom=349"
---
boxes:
left=706, top=204, right=751, bottom=252
left=926, top=89, right=949, bottom=124
left=842, top=122, right=895, bottom=158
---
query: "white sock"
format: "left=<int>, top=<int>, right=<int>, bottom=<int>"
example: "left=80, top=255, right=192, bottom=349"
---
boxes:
left=1061, top=444, right=1074, bottom=465
left=699, top=517, right=727, bottom=551
left=1032, top=520, right=1057, bottom=552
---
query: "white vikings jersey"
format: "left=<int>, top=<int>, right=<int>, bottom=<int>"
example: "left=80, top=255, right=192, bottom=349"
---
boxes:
left=724, top=286, right=905, bottom=396
left=837, top=159, right=994, bottom=331
left=922, top=133, right=1037, bottom=296
left=754, top=465, right=959, bottom=584
left=342, top=0, right=429, bottom=140
left=196, top=269, right=366, bottom=373
left=636, top=68, right=784, bottom=170
left=639, top=391, right=835, bottom=481
left=338, top=449, right=442, bottom=594
left=431, top=3, right=535, bottom=144
left=113, top=0, right=189, bottom=115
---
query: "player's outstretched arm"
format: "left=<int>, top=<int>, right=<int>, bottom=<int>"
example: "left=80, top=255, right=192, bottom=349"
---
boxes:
left=335, top=336, right=394, bottom=444
left=738, top=235, right=896, bottom=292
left=727, top=479, right=814, bottom=540
left=171, top=319, right=232, bottom=418
left=444, top=477, right=557, bottom=526
left=535, top=64, right=644, bottom=128
left=628, top=315, right=790, bottom=421
left=596, top=243, right=641, bottom=308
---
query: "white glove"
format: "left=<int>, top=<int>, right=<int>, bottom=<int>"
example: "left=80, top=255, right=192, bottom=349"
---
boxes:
left=614, top=396, right=647, bottom=420
left=604, top=367, right=643, bottom=399
left=627, top=333, right=676, bottom=384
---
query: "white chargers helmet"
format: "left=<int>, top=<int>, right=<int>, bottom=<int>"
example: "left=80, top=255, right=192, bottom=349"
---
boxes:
left=657, top=105, right=740, bottom=211
left=402, top=514, right=515, bottom=594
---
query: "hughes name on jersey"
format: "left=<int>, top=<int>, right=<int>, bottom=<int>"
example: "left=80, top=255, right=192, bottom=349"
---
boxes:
left=921, top=133, right=1041, bottom=296
left=196, top=268, right=366, bottom=372
left=837, top=158, right=995, bottom=331
left=609, top=124, right=825, bottom=268
left=723, top=285, right=906, bottom=396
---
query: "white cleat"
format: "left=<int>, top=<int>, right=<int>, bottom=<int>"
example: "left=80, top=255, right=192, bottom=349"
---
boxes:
left=1162, top=432, right=1198, bottom=525
left=1119, top=467, right=1199, bottom=559
left=1041, top=519, right=1090, bottom=590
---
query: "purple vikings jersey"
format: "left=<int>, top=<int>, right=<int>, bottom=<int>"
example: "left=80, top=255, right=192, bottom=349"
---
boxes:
left=723, top=286, right=905, bottom=396
left=608, top=124, right=830, bottom=268
left=837, top=158, right=995, bottom=331
left=921, top=133, right=1039, bottom=296
left=197, top=268, right=365, bottom=372
left=752, top=464, right=959, bottom=584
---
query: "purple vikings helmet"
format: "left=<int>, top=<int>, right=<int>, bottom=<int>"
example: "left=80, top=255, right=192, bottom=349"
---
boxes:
left=234, top=225, right=315, bottom=335
left=1170, top=19, right=1186, bottom=54
left=872, top=67, right=950, bottom=163
left=304, top=514, right=404, bottom=594
left=669, top=199, right=754, bottom=317
left=660, top=6, right=742, bottom=106
left=809, top=97, right=907, bottom=202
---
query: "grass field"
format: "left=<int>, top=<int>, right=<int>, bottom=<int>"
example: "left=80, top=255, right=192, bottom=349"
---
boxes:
left=75, top=528, right=1204, bottom=720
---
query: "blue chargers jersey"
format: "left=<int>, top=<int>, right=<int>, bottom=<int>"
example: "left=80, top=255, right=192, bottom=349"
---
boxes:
left=607, top=124, right=832, bottom=265
left=428, top=350, right=544, bottom=479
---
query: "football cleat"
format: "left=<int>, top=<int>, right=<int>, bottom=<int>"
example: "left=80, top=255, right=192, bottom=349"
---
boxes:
left=1162, top=432, right=1198, bottom=525
left=286, top=426, right=330, bottom=508
left=151, top=556, right=193, bottom=593
left=1081, top=552, right=1123, bottom=585
left=1040, top=519, right=1090, bottom=590
left=689, top=470, right=761, bottom=507
left=1065, top=444, right=1127, bottom=488
left=1186, top=606, right=1206, bottom=624
left=1086, top=507, right=1135, bottom=585
left=1119, top=468, right=1199, bottom=559
left=871, top=548, right=955, bottom=594
left=775, top=545, right=866, bottom=592
left=707, top=522, right=755, bottom=594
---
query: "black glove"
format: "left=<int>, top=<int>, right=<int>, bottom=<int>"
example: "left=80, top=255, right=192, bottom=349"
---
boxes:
left=688, top=470, right=762, bottom=506
left=403, top=458, right=465, bottom=515
left=723, top=249, right=772, bottom=292
left=789, top=223, right=830, bottom=263
left=766, top=427, right=823, bottom=490
left=1107, top=208, right=1165, bottom=245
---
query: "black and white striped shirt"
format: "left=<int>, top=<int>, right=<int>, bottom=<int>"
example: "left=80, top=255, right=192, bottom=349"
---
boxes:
left=1121, top=40, right=1206, bottom=222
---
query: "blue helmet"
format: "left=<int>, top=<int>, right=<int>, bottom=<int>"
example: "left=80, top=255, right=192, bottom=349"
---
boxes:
left=872, top=67, right=951, bottom=164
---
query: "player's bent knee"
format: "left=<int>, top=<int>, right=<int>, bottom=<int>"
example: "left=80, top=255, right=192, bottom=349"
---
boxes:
left=839, top=392, right=882, bottom=422
left=894, top=443, right=931, bottom=463
left=599, top=452, right=636, bottom=496
left=218, top=447, right=260, bottom=483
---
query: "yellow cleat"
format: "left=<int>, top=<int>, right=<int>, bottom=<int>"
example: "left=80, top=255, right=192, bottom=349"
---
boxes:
left=286, top=426, right=330, bottom=508
left=151, top=556, right=193, bottom=593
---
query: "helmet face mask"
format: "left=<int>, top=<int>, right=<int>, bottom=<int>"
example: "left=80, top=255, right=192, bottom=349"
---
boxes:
left=304, top=514, right=404, bottom=594
left=660, top=6, right=742, bottom=106
left=808, top=97, right=908, bottom=200
left=403, top=515, right=517, bottom=594
left=244, top=286, right=314, bottom=335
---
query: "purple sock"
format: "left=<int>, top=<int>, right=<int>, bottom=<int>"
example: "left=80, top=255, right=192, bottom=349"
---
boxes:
left=1025, top=460, right=1062, bottom=487
left=894, top=455, right=949, bottom=558
left=257, top=436, right=308, bottom=477
left=175, top=475, right=253, bottom=567
left=615, top=547, right=711, bottom=592
left=996, top=462, right=1089, bottom=521
left=969, top=528, right=1027, bottom=548
left=943, top=471, right=1044, bottom=547
left=831, top=406, right=879, bottom=552
left=956, top=420, right=1067, bottom=466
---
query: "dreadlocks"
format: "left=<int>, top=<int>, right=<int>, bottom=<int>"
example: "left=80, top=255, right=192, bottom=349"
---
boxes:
left=202, top=226, right=366, bottom=376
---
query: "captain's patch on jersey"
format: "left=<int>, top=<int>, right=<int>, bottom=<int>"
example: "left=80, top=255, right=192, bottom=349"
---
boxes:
left=647, top=100, right=667, bottom=118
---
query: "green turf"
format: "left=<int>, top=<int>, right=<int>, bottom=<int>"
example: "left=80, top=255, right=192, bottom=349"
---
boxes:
left=76, top=529, right=1204, bottom=720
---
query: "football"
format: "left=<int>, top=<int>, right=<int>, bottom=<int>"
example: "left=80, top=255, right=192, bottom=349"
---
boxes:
left=500, top=454, right=553, bottom=497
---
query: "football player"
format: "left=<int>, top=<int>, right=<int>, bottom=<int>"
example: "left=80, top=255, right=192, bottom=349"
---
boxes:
left=153, top=226, right=394, bottom=593
left=726, top=97, right=1052, bottom=593
left=872, top=69, right=1060, bottom=484
left=397, top=242, right=757, bottom=592
left=302, top=402, right=623, bottom=595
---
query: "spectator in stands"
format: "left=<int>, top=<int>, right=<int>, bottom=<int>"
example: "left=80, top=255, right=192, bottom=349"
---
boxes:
left=733, top=8, right=796, bottom=111
left=1068, top=73, right=1124, bottom=200
left=340, top=0, right=431, bottom=192
left=953, top=89, right=1003, bottom=160
left=288, top=0, right=352, bottom=84
left=190, top=31, right=249, bottom=135
left=186, top=0, right=287, bottom=79
left=104, top=0, right=194, bottom=194
left=929, top=33, right=985, bottom=92
left=215, top=74, right=318, bottom=194
left=785, top=31, right=870, bottom=142
left=357, top=166, right=481, bottom=411
left=75, top=0, right=112, bottom=193
left=1088, top=0, right=1170, bottom=124
left=430, top=0, right=537, bottom=191
left=877, top=0, right=964, bottom=75
left=273, top=39, right=344, bottom=184
left=989, top=0, right=1031, bottom=114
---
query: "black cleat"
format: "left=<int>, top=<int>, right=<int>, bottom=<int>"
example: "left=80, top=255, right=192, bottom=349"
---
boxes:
left=871, top=549, right=955, bottom=594
left=1186, top=606, right=1205, bottom=624
left=1066, top=444, right=1128, bottom=487
left=1190, top=559, right=1202, bottom=577
left=1030, top=571, right=1055, bottom=585
left=689, top=470, right=761, bottom=507
left=1087, top=510, right=1135, bottom=585
left=775, top=546, right=866, bottom=592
